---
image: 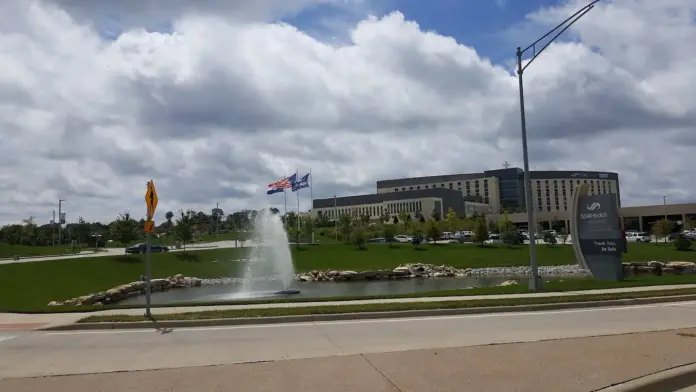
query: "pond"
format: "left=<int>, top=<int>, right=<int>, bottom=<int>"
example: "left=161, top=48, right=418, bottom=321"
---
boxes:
left=118, top=275, right=518, bottom=305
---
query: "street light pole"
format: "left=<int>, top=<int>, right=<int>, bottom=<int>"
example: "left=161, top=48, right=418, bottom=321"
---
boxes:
left=516, top=0, right=600, bottom=291
left=58, top=199, right=65, bottom=245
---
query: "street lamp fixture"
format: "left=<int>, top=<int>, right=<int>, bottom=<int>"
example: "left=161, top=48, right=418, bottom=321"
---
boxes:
left=516, top=0, right=600, bottom=291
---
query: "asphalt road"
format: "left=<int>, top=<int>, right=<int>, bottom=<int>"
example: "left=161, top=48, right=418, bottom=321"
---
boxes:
left=2, top=300, right=696, bottom=380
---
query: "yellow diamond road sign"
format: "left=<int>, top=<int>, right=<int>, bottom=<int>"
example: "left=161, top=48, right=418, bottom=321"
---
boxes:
left=145, top=180, right=158, bottom=219
left=144, top=220, right=155, bottom=233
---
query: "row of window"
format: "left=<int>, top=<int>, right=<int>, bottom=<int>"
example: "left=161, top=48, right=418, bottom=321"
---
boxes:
left=534, top=179, right=615, bottom=212
left=320, top=201, right=425, bottom=218
left=392, top=180, right=491, bottom=204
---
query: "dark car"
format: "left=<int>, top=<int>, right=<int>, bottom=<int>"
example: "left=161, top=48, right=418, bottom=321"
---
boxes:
left=125, top=243, right=169, bottom=254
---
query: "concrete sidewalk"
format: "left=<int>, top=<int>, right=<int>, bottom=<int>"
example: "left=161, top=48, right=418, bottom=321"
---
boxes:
left=2, top=284, right=696, bottom=330
left=3, top=327, right=696, bottom=392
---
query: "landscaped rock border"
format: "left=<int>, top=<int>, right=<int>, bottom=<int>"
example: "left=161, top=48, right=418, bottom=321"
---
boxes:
left=623, top=261, right=696, bottom=275
left=48, top=274, right=202, bottom=307
left=294, top=263, right=592, bottom=282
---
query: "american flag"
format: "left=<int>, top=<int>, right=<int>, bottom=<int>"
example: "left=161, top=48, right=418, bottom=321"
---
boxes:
left=267, top=173, right=297, bottom=195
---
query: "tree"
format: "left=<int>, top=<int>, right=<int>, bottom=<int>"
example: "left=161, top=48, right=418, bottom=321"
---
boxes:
left=473, top=216, right=489, bottom=246
left=426, top=220, right=441, bottom=244
left=411, top=226, right=424, bottom=248
left=497, top=211, right=518, bottom=248
left=360, top=214, right=370, bottom=226
left=383, top=224, right=396, bottom=247
left=379, top=212, right=390, bottom=225
left=339, top=214, right=353, bottom=243
left=398, top=210, right=409, bottom=230
left=683, top=217, right=694, bottom=231
left=392, top=215, right=399, bottom=225
left=165, top=211, right=174, bottom=233
left=352, top=225, right=366, bottom=250
left=652, top=219, right=673, bottom=245
left=302, top=216, right=314, bottom=243
left=174, top=209, right=194, bottom=250
left=445, top=208, right=458, bottom=233
left=431, top=209, right=441, bottom=221
left=112, top=212, right=137, bottom=254
left=21, top=216, right=37, bottom=246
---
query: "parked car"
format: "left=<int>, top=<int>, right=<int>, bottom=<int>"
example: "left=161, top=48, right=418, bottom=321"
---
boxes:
left=394, top=235, right=412, bottom=243
left=125, top=243, right=169, bottom=254
left=367, top=237, right=386, bottom=243
left=625, top=232, right=651, bottom=243
left=686, top=232, right=696, bottom=241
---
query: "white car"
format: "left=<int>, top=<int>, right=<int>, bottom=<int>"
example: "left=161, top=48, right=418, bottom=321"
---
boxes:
left=394, top=235, right=412, bottom=243
left=626, top=231, right=651, bottom=243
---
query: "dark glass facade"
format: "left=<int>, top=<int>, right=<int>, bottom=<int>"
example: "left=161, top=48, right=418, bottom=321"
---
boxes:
left=484, top=168, right=526, bottom=213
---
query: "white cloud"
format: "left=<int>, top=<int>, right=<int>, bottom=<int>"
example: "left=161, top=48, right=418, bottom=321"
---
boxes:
left=0, top=0, right=694, bottom=224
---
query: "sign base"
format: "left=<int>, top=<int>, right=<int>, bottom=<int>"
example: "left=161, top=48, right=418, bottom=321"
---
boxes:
left=528, top=275, right=544, bottom=290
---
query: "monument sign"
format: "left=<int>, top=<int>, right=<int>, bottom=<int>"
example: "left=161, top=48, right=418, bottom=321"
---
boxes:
left=570, top=183, right=624, bottom=281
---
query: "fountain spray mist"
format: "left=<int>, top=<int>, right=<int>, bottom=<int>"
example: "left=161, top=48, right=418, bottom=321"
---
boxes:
left=241, top=208, right=297, bottom=293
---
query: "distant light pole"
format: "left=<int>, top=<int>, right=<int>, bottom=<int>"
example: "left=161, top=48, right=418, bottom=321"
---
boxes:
left=516, top=0, right=600, bottom=291
left=58, top=199, right=65, bottom=245
left=663, top=196, right=668, bottom=219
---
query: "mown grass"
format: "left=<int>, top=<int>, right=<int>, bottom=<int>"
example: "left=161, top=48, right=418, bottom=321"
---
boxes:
left=1, top=242, right=694, bottom=312
left=78, top=287, right=696, bottom=323
left=0, top=243, right=82, bottom=258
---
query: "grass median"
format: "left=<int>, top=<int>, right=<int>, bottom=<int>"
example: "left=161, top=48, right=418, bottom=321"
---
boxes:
left=78, top=287, right=696, bottom=323
left=0, top=243, right=82, bottom=258
left=1, top=242, right=693, bottom=312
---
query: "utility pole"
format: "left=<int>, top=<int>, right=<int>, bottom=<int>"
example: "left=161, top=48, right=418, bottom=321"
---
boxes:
left=216, top=201, right=220, bottom=236
left=58, top=199, right=65, bottom=245
left=663, top=196, right=668, bottom=219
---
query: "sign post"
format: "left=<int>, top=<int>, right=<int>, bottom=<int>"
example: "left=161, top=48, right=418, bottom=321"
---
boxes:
left=144, top=180, right=158, bottom=317
left=570, top=183, right=624, bottom=281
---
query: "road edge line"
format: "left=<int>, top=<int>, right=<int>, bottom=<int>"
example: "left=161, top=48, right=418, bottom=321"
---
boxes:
left=39, top=294, right=696, bottom=331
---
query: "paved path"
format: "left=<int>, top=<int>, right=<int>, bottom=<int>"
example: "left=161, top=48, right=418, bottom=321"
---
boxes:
left=2, top=302, right=696, bottom=390
left=0, top=240, right=252, bottom=264
left=2, top=284, right=696, bottom=329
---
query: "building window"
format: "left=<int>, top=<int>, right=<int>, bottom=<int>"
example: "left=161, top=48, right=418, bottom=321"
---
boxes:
left=394, top=188, right=398, bottom=192
left=409, top=186, right=413, bottom=190
left=449, top=183, right=453, bottom=189
left=417, top=186, right=421, bottom=190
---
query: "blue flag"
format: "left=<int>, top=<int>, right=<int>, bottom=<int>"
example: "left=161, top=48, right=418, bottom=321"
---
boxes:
left=292, top=173, right=310, bottom=192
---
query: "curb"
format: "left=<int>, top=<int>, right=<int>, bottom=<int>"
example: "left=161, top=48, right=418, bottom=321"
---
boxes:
left=41, top=293, right=696, bottom=331
left=597, top=362, right=696, bottom=391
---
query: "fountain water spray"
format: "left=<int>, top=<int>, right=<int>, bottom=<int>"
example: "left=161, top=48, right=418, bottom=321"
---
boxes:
left=240, top=208, right=299, bottom=295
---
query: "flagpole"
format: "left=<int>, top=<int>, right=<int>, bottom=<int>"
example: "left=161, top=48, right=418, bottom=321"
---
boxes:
left=296, top=169, right=300, bottom=235
left=309, top=168, right=313, bottom=244
left=309, top=168, right=313, bottom=207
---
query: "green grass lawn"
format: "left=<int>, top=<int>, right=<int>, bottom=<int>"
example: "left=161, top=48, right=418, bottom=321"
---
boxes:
left=0, top=242, right=694, bottom=312
left=0, top=243, right=82, bottom=258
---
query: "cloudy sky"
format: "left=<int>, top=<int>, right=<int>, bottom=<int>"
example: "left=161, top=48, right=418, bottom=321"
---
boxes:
left=1, top=0, right=694, bottom=225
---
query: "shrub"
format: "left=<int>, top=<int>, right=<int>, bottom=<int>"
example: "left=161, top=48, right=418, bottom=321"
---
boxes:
left=543, top=231, right=557, bottom=246
left=674, top=234, right=693, bottom=251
